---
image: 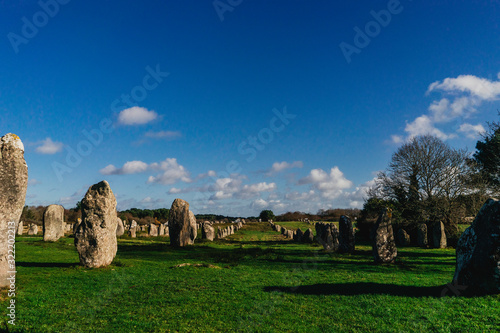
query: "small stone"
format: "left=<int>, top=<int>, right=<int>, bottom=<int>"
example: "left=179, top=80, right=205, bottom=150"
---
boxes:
left=432, top=221, right=447, bottom=248
left=43, top=204, right=65, bottom=242
left=315, top=222, right=339, bottom=252
left=116, top=217, right=125, bottom=236
left=338, top=215, right=355, bottom=253
left=396, top=228, right=411, bottom=247
left=371, top=208, right=397, bottom=263
left=417, top=223, right=428, bottom=247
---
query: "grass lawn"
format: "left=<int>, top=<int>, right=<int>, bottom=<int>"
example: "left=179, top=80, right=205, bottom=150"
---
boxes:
left=1, top=222, right=499, bottom=332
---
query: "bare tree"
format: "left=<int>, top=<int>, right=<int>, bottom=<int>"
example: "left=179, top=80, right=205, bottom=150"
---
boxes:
left=373, top=135, right=478, bottom=230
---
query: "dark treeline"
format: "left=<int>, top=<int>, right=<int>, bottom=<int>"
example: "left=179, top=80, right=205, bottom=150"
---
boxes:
left=275, top=209, right=361, bottom=222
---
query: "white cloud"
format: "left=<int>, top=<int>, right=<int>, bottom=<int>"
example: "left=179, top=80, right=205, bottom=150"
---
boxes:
left=148, top=158, right=191, bottom=185
left=266, top=161, right=303, bottom=175
left=144, top=130, right=182, bottom=140
left=458, top=123, right=485, bottom=139
left=28, top=179, right=41, bottom=186
left=428, top=74, right=500, bottom=101
left=118, top=107, right=158, bottom=125
left=298, top=167, right=353, bottom=199
left=168, top=187, right=182, bottom=194
left=404, top=115, right=453, bottom=140
left=393, top=73, right=500, bottom=143
left=251, top=198, right=269, bottom=210
left=35, top=138, right=63, bottom=154
left=390, top=135, right=404, bottom=144
left=100, top=160, right=149, bottom=175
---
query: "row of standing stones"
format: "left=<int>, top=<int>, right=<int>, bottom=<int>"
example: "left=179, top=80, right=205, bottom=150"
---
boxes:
left=1, top=133, right=499, bottom=294
left=270, top=204, right=500, bottom=295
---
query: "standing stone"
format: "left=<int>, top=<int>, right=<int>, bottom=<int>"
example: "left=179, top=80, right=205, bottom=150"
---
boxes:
left=0, top=134, right=28, bottom=287
left=159, top=223, right=165, bottom=236
left=149, top=223, right=158, bottom=236
left=453, top=198, right=500, bottom=294
left=43, top=204, right=65, bottom=242
left=432, top=221, right=447, bottom=248
left=396, top=229, right=411, bottom=247
left=116, top=217, right=125, bottom=236
left=417, top=224, right=428, bottom=247
left=201, top=223, right=215, bottom=241
left=17, top=221, right=23, bottom=236
left=315, top=222, right=339, bottom=252
left=303, top=228, right=314, bottom=243
left=164, top=225, right=169, bottom=237
left=294, top=228, right=304, bottom=242
left=28, top=224, right=38, bottom=235
left=74, top=181, right=117, bottom=268
left=275, top=225, right=282, bottom=233
left=339, top=215, right=355, bottom=254
left=73, top=218, right=81, bottom=235
left=371, top=208, right=397, bottom=263
left=168, top=199, right=197, bottom=247
left=286, top=229, right=294, bottom=239
left=128, top=220, right=137, bottom=238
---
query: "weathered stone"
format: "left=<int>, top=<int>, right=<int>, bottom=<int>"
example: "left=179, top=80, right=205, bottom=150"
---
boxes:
left=303, top=228, right=314, bottom=243
left=294, top=228, right=304, bottom=242
left=396, top=228, right=411, bottom=247
left=201, top=223, right=215, bottom=241
left=371, top=208, right=397, bottom=263
left=315, top=222, right=339, bottom=252
left=159, top=223, right=165, bottom=236
left=73, top=218, right=81, bottom=235
left=432, top=221, right=447, bottom=248
left=168, top=199, right=197, bottom=247
left=275, top=224, right=282, bottom=233
left=417, top=223, right=428, bottom=247
left=281, top=227, right=287, bottom=235
left=116, top=217, right=125, bottom=236
left=17, top=221, right=23, bottom=235
left=74, top=181, right=117, bottom=268
left=339, top=215, right=355, bottom=253
left=43, top=204, right=65, bottom=242
left=286, top=229, right=294, bottom=239
left=164, top=225, right=169, bottom=237
left=453, top=198, right=500, bottom=294
left=149, top=223, right=158, bottom=237
left=28, top=224, right=38, bottom=235
left=128, top=220, right=137, bottom=238
left=0, top=134, right=28, bottom=287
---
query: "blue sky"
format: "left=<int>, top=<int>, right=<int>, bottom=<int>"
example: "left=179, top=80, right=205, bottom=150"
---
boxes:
left=1, top=0, right=500, bottom=216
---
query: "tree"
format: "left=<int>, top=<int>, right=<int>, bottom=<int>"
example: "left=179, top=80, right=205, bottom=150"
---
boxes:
left=473, top=118, right=500, bottom=194
left=372, top=135, right=474, bottom=231
left=259, top=210, right=275, bottom=222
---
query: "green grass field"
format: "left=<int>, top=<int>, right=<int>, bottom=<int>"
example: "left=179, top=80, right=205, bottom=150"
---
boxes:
left=1, top=222, right=499, bottom=332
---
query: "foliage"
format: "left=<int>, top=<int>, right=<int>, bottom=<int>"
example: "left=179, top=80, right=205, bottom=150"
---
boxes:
left=473, top=117, right=500, bottom=195
left=259, top=209, right=275, bottom=222
left=370, top=135, right=480, bottom=234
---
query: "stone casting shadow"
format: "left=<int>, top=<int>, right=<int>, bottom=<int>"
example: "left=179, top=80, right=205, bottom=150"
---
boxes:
left=16, top=262, right=78, bottom=268
left=264, top=282, right=452, bottom=298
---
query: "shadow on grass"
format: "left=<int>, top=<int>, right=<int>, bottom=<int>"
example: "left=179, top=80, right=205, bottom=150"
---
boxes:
left=17, top=262, right=79, bottom=268
left=264, top=282, right=449, bottom=298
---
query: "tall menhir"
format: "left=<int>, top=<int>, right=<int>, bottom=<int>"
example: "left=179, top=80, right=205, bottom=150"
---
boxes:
left=0, top=134, right=28, bottom=287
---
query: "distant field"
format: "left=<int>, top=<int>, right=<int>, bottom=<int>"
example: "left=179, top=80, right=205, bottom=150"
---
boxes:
left=1, top=222, right=498, bottom=332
